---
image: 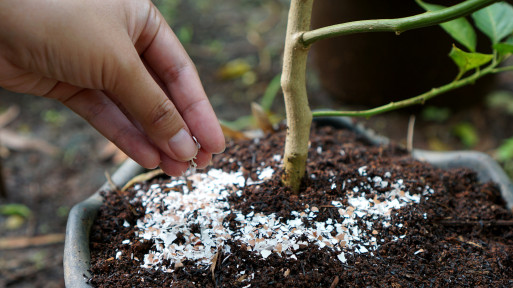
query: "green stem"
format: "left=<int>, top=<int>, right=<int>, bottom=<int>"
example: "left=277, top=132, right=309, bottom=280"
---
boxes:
left=302, top=0, right=499, bottom=46
left=492, top=65, right=513, bottom=74
left=312, top=63, right=499, bottom=118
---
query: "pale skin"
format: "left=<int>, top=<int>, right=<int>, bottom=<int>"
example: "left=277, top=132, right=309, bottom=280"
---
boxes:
left=0, top=0, right=226, bottom=176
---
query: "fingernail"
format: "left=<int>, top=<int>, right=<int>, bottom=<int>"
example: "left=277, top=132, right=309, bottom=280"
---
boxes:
left=168, top=129, right=198, bottom=161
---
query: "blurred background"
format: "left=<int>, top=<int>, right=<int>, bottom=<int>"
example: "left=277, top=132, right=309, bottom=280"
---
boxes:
left=1, top=1, right=513, bottom=287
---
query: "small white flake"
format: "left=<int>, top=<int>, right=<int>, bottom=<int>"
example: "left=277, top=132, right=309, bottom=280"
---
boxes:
left=358, top=166, right=367, bottom=176
left=337, top=252, right=347, bottom=263
left=358, top=246, right=369, bottom=253
left=130, top=164, right=434, bottom=274
left=261, top=250, right=272, bottom=259
left=257, top=167, right=274, bottom=180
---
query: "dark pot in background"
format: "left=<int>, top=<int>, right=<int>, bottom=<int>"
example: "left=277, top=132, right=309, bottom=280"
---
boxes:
left=63, top=117, right=513, bottom=287
left=310, top=0, right=499, bottom=108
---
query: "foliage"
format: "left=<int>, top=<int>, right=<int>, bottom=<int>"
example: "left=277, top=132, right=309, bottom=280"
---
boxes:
left=0, top=203, right=32, bottom=218
left=220, top=73, right=282, bottom=131
left=416, top=0, right=477, bottom=51
left=496, top=137, right=513, bottom=179
left=496, top=137, right=513, bottom=162
left=282, top=0, right=513, bottom=191
left=472, top=2, right=513, bottom=44
left=448, top=46, right=493, bottom=80
left=421, top=106, right=451, bottom=122
left=311, top=1, right=513, bottom=119
left=486, top=90, right=513, bottom=114
left=451, top=122, right=479, bottom=148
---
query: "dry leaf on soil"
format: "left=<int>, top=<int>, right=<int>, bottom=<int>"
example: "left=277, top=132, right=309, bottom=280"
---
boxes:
left=251, top=102, right=274, bottom=134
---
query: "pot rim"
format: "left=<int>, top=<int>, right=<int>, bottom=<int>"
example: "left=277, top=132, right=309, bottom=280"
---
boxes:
left=63, top=159, right=145, bottom=288
left=63, top=117, right=513, bottom=287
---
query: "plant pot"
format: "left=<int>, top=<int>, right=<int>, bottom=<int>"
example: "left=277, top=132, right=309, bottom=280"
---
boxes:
left=63, top=160, right=145, bottom=288
left=310, top=0, right=497, bottom=109
left=64, top=117, right=513, bottom=287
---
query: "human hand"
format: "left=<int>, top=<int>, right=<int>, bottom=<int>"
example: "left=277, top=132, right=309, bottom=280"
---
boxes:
left=0, top=0, right=225, bottom=176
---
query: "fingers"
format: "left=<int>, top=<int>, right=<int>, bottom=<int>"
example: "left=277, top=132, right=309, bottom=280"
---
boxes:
left=49, top=82, right=212, bottom=176
left=50, top=83, right=161, bottom=169
left=106, top=44, right=199, bottom=163
left=138, top=7, right=225, bottom=155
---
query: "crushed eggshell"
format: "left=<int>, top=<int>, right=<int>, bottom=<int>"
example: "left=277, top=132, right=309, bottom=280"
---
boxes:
left=128, top=164, right=433, bottom=272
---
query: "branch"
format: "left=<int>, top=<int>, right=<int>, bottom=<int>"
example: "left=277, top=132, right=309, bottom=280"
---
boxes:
left=281, top=0, right=313, bottom=192
left=492, top=65, right=513, bottom=73
left=312, top=63, right=501, bottom=118
left=301, top=0, right=499, bottom=46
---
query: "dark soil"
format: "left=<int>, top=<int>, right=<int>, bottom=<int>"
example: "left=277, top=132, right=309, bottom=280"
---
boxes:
left=89, top=124, right=513, bottom=287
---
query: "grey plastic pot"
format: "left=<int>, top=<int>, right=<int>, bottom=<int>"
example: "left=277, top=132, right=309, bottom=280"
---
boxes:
left=63, top=117, right=513, bottom=287
left=64, top=159, right=145, bottom=288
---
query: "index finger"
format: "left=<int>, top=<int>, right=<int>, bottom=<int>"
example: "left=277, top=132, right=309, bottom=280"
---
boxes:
left=138, top=7, right=225, bottom=155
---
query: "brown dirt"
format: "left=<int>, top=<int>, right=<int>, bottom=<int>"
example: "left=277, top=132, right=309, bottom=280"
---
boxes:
left=88, top=124, right=513, bottom=287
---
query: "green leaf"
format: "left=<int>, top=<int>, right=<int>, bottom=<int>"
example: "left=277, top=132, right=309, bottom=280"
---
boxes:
left=0, top=204, right=32, bottom=218
left=494, top=43, right=513, bottom=54
left=217, top=58, right=252, bottom=80
left=486, top=90, right=513, bottom=115
left=472, top=2, right=513, bottom=44
left=420, top=106, right=451, bottom=123
left=496, top=137, right=513, bottom=162
left=452, top=122, right=479, bottom=148
left=493, top=35, right=513, bottom=55
left=416, top=0, right=476, bottom=51
left=260, top=74, right=282, bottom=112
left=449, top=45, right=493, bottom=78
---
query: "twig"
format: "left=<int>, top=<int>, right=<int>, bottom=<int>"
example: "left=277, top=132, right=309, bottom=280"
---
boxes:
left=0, top=233, right=65, bottom=250
left=330, top=276, right=340, bottom=288
left=251, top=102, right=275, bottom=134
left=312, top=61, right=496, bottom=119
left=0, top=106, right=20, bottom=128
left=121, top=169, right=164, bottom=192
left=406, top=115, right=416, bottom=154
left=0, top=129, right=60, bottom=156
left=301, top=0, right=499, bottom=46
left=104, top=171, right=118, bottom=191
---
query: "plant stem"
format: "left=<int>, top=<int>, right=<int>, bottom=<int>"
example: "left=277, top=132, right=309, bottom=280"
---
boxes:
left=301, top=0, right=499, bottom=46
left=492, top=65, right=513, bottom=73
left=312, top=63, right=500, bottom=118
left=281, top=0, right=313, bottom=193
